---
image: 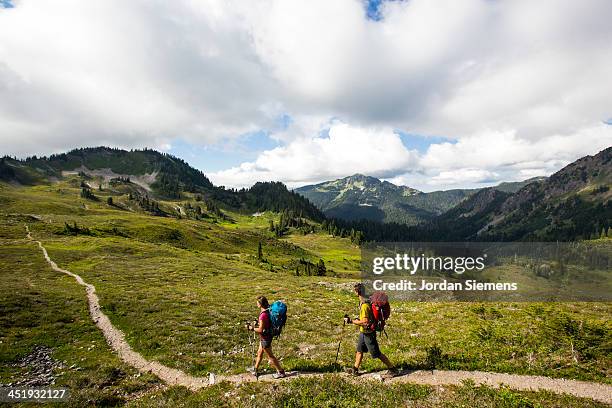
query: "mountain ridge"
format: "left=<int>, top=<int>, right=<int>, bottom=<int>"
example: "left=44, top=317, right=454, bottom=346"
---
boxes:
left=0, top=146, right=325, bottom=221
left=295, top=173, right=427, bottom=224
left=3, top=145, right=610, bottom=242
left=295, top=173, right=545, bottom=225
left=423, top=146, right=612, bottom=241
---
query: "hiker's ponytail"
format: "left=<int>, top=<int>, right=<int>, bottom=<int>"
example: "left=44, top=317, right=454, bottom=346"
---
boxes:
left=257, top=296, right=270, bottom=309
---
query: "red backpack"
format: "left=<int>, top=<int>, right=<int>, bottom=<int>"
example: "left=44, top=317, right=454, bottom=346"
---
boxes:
left=368, top=291, right=390, bottom=334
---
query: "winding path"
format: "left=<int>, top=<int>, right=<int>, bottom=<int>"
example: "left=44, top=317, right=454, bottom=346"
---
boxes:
left=25, top=226, right=612, bottom=403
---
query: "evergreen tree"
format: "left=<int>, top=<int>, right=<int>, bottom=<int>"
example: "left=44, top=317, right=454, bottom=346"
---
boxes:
left=316, top=259, right=326, bottom=276
left=80, top=187, right=97, bottom=200
left=0, top=157, right=15, bottom=180
left=257, top=242, right=263, bottom=260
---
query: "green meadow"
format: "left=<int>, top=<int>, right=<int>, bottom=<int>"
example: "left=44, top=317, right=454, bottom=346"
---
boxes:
left=1, top=179, right=610, bottom=406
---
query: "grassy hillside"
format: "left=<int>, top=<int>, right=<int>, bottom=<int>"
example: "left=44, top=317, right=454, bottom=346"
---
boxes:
left=1, top=147, right=325, bottom=221
left=1, top=178, right=611, bottom=406
left=483, top=147, right=612, bottom=241
left=495, top=177, right=547, bottom=194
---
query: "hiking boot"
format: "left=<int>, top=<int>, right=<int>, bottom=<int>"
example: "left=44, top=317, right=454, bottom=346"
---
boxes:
left=385, top=368, right=401, bottom=377
left=344, top=367, right=360, bottom=376
left=273, top=372, right=286, bottom=379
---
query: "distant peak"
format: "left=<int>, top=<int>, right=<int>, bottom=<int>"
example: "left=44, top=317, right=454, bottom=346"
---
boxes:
left=346, top=173, right=370, bottom=180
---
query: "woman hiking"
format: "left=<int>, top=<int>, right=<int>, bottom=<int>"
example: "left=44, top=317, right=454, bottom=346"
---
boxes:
left=247, top=295, right=286, bottom=379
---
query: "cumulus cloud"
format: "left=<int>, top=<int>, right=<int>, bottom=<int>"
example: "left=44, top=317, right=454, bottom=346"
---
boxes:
left=0, top=0, right=611, bottom=189
left=0, top=0, right=280, bottom=156
left=209, top=121, right=419, bottom=188
left=244, top=0, right=612, bottom=139
left=394, top=124, right=612, bottom=190
left=428, top=169, right=499, bottom=187
left=211, top=122, right=612, bottom=191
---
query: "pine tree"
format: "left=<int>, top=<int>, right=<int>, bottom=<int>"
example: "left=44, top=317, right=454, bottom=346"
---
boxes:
left=80, top=187, right=96, bottom=200
left=316, top=259, right=326, bottom=276
left=257, top=242, right=263, bottom=260
left=107, top=197, right=113, bottom=206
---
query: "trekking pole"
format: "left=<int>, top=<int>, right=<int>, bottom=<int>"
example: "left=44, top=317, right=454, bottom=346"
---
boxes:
left=245, top=321, right=256, bottom=369
left=334, top=315, right=350, bottom=368
left=250, top=331, right=256, bottom=369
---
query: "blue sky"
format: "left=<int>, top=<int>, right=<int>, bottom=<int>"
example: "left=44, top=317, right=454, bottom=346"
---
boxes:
left=365, top=0, right=385, bottom=20
left=397, top=132, right=453, bottom=153
left=168, top=131, right=280, bottom=173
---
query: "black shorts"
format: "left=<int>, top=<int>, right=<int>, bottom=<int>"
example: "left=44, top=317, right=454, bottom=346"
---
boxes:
left=260, top=337, right=273, bottom=348
left=356, top=332, right=381, bottom=358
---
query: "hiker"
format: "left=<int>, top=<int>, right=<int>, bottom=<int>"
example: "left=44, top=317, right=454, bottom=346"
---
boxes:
left=247, top=295, right=286, bottom=379
left=345, top=283, right=396, bottom=376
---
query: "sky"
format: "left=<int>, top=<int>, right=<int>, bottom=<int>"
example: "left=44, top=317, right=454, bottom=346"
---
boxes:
left=0, top=0, right=611, bottom=192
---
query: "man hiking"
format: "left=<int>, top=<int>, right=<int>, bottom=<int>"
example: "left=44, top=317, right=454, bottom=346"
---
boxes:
left=345, top=283, right=396, bottom=376
left=247, top=295, right=286, bottom=379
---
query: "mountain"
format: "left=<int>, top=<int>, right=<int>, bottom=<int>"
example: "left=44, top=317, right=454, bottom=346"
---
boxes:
left=295, top=174, right=428, bottom=224
left=4, top=145, right=608, bottom=242
left=0, top=147, right=324, bottom=220
left=295, top=174, right=540, bottom=225
left=421, top=187, right=513, bottom=240
left=424, top=147, right=612, bottom=241
left=1, top=147, right=214, bottom=195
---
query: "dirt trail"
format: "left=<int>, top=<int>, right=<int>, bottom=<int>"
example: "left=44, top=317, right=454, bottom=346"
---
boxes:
left=25, top=226, right=612, bottom=403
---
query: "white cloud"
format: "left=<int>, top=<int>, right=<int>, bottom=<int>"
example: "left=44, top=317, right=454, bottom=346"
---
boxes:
left=212, top=122, right=612, bottom=191
left=0, top=0, right=279, bottom=156
left=407, top=124, right=611, bottom=190
left=244, top=0, right=612, bottom=139
left=0, top=0, right=611, bottom=189
left=209, top=121, right=419, bottom=188
left=429, top=169, right=499, bottom=187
